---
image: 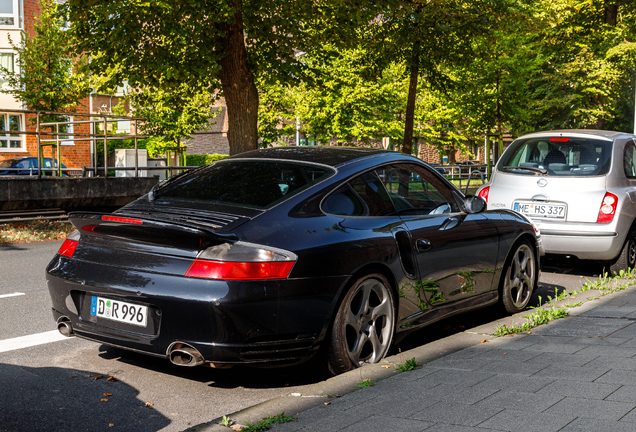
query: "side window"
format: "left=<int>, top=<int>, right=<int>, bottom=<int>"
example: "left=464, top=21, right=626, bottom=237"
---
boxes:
left=376, top=164, right=459, bottom=215
left=624, top=141, right=636, bottom=179
left=322, top=171, right=395, bottom=216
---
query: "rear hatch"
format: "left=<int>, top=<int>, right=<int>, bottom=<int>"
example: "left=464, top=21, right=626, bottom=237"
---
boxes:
left=489, top=173, right=607, bottom=223
left=490, top=134, right=613, bottom=223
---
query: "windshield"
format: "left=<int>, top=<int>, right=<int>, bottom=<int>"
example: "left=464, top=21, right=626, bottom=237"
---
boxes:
left=498, top=136, right=612, bottom=176
left=155, top=160, right=334, bottom=209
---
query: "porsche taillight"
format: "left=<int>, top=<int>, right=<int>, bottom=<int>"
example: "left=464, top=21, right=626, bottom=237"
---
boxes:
left=58, top=239, right=78, bottom=257
left=597, top=192, right=618, bottom=223
left=57, top=230, right=80, bottom=257
left=185, top=242, right=297, bottom=280
left=478, top=186, right=490, bottom=203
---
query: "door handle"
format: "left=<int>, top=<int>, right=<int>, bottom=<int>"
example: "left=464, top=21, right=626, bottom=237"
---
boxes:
left=439, top=216, right=460, bottom=231
left=416, top=239, right=431, bottom=252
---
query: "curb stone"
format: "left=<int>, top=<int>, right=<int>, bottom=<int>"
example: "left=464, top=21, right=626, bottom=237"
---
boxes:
left=185, top=283, right=636, bottom=432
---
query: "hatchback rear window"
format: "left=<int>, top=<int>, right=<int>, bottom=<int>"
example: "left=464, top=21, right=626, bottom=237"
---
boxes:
left=154, top=160, right=334, bottom=209
left=498, top=137, right=612, bottom=176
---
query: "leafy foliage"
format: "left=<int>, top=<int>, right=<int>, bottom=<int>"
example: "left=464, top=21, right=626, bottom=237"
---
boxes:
left=185, top=154, right=229, bottom=166
left=0, top=0, right=90, bottom=122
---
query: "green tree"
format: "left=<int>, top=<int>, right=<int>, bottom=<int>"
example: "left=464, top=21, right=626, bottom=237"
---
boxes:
left=0, top=0, right=90, bottom=121
left=64, top=0, right=370, bottom=155
left=125, top=80, right=217, bottom=164
left=371, top=0, right=513, bottom=155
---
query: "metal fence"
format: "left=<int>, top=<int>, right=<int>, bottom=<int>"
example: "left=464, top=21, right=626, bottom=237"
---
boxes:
left=0, top=108, right=194, bottom=179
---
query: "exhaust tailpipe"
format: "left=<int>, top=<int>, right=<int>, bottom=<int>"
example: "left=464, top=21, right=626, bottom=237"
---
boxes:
left=57, top=318, right=74, bottom=337
left=167, top=342, right=205, bottom=367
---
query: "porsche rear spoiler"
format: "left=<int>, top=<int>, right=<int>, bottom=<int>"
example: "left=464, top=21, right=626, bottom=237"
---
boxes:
left=68, top=212, right=238, bottom=245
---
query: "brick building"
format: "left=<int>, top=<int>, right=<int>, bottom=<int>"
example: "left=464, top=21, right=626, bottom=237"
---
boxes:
left=0, top=0, right=126, bottom=170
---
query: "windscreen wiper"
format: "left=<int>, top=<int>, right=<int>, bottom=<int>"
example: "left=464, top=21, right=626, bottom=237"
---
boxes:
left=503, top=166, right=548, bottom=175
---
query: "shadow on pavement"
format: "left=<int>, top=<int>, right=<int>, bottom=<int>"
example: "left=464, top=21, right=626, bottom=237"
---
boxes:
left=97, top=345, right=326, bottom=389
left=0, top=362, right=170, bottom=432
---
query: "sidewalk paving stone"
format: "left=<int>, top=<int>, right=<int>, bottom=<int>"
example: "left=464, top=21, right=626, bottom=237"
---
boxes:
left=605, top=384, right=636, bottom=402
left=536, top=379, right=621, bottom=400
left=560, top=417, right=636, bottom=432
left=476, top=409, right=575, bottom=432
left=473, top=390, right=564, bottom=413
left=522, top=351, right=599, bottom=367
left=542, top=397, right=636, bottom=421
left=530, top=364, right=611, bottom=382
left=411, top=401, right=504, bottom=427
left=470, top=374, right=553, bottom=393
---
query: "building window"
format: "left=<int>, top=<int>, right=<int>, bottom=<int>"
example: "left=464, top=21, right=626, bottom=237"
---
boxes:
left=0, top=113, right=23, bottom=150
left=0, top=0, right=19, bottom=27
left=59, top=115, right=74, bottom=145
left=0, top=52, right=14, bottom=88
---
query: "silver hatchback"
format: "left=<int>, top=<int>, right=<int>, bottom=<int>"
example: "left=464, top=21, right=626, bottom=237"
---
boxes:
left=477, top=130, right=636, bottom=274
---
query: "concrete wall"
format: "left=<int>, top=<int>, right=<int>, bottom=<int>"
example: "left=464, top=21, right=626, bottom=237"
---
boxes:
left=0, top=177, right=159, bottom=211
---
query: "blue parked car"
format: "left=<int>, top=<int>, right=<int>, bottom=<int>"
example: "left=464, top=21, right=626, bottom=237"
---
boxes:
left=0, top=157, right=68, bottom=176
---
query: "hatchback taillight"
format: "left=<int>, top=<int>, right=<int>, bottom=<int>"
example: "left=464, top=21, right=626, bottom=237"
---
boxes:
left=58, top=239, right=78, bottom=257
left=478, top=186, right=490, bottom=203
left=185, top=241, right=297, bottom=280
left=597, top=192, right=618, bottom=223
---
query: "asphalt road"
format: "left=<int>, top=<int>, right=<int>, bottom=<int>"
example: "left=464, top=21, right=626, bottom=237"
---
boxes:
left=0, top=241, right=605, bottom=432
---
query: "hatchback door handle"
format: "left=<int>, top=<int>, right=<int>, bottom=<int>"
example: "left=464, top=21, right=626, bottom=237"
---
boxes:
left=416, top=239, right=431, bottom=252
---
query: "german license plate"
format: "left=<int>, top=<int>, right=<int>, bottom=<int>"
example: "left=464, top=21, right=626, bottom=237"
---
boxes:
left=513, top=201, right=566, bottom=219
left=91, top=296, right=148, bottom=327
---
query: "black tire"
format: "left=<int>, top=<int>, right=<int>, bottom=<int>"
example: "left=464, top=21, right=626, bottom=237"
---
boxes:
left=500, top=241, right=537, bottom=314
left=610, top=230, right=636, bottom=275
left=326, top=274, right=395, bottom=375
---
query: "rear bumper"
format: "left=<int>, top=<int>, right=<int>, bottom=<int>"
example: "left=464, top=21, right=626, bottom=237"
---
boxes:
left=47, top=255, right=345, bottom=366
left=540, top=229, right=620, bottom=260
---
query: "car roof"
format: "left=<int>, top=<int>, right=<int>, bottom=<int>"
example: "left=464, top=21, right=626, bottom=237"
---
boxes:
left=227, top=147, right=403, bottom=167
left=518, top=129, right=634, bottom=142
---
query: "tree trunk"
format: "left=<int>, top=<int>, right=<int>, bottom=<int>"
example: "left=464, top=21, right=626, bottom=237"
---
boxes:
left=217, top=1, right=259, bottom=155
left=604, top=2, right=618, bottom=25
left=402, top=41, right=420, bottom=156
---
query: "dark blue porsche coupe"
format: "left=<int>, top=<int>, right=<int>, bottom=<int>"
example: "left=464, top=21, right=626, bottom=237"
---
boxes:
left=47, top=147, right=541, bottom=375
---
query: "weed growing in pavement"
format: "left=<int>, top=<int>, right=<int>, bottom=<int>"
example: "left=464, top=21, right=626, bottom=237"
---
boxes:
left=493, top=270, right=636, bottom=337
left=395, top=357, right=420, bottom=372
left=240, top=412, right=296, bottom=432
left=356, top=378, right=375, bottom=389
left=219, top=415, right=233, bottom=427
left=493, top=297, right=570, bottom=337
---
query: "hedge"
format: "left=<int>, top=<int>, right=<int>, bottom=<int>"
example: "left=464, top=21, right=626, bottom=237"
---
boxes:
left=186, top=154, right=229, bottom=166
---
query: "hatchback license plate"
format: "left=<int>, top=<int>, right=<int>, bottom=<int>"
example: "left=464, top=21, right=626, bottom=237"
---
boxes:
left=513, top=201, right=566, bottom=219
left=91, top=296, right=148, bottom=327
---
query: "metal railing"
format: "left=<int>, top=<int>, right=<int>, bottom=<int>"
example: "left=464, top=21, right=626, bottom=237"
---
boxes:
left=0, top=108, right=176, bottom=179
left=436, top=164, right=488, bottom=194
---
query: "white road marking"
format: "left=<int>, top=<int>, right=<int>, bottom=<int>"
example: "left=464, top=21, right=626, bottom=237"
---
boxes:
left=0, top=292, right=25, bottom=299
left=0, top=330, right=68, bottom=353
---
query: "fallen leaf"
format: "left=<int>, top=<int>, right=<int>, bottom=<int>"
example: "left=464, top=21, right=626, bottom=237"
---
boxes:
left=324, top=402, right=331, bottom=406
left=381, top=365, right=391, bottom=369
left=231, top=425, right=243, bottom=432
left=104, top=393, right=112, bottom=397
left=95, top=375, right=104, bottom=380
left=502, top=353, right=508, bottom=355
left=71, top=356, right=76, bottom=359
left=70, top=376, right=77, bottom=379
left=87, top=375, right=93, bottom=378
left=101, top=398, right=108, bottom=402
left=108, top=424, right=114, bottom=428
left=480, top=339, right=488, bottom=344
left=145, top=402, right=154, bottom=407
left=107, top=376, right=118, bottom=382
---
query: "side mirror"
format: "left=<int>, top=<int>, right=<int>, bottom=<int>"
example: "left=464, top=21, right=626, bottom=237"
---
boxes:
left=463, top=195, right=486, bottom=214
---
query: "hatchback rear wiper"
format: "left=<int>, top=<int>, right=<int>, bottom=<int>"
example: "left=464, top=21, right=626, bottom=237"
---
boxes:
left=503, top=166, right=548, bottom=175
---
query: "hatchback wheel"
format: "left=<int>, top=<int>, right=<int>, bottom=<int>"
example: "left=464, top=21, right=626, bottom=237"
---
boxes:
left=501, top=241, right=536, bottom=314
left=610, top=231, right=636, bottom=275
left=327, top=274, right=395, bottom=375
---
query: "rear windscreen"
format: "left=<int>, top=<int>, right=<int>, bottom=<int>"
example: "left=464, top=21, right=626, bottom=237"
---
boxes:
left=154, top=160, right=334, bottom=209
left=498, top=137, right=612, bottom=176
